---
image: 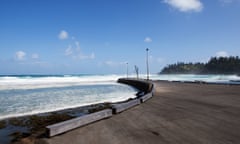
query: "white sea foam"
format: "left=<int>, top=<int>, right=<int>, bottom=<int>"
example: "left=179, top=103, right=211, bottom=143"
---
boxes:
left=0, top=75, right=124, bottom=90
left=0, top=75, right=140, bottom=119
left=150, top=74, right=240, bottom=83
left=0, top=82, right=137, bottom=120
left=1, top=74, right=240, bottom=120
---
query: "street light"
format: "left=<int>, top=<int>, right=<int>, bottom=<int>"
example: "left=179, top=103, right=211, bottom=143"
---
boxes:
left=146, top=48, right=149, bottom=80
left=126, top=62, right=128, bottom=78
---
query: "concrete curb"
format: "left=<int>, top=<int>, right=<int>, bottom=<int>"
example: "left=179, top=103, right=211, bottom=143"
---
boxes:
left=112, top=99, right=141, bottom=114
left=140, top=92, right=153, bottom=103
left=140, top=85, right=154, bottom=103
left=47, top=109, right=113, bottom=137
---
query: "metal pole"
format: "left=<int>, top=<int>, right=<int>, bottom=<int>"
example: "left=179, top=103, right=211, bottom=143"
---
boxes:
left=146, top=48, right=149, bottom=80
left=126, top=62, right=128, bottom=78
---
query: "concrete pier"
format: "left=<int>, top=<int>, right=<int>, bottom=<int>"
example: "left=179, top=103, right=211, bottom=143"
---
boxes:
left=43, top=80, right=240, bottom=144
left=45, top=78, right=153, bottom=137
left=117, top=78, right=153, bottom=93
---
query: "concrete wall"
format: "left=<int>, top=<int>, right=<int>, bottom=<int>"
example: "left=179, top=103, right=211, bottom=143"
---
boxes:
left=47, top=109, right=113, bottom=137
left=118, top=78, right=153, bottom=94
left=118, top=78, right=154, bottom=103
left=140, top=92, right=153, bottom=103
left=46, top=78, right=155, bottom=137
left=112, top=99, right=140, bottom=114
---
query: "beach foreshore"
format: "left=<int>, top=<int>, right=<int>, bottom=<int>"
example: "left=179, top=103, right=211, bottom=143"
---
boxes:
left=0, top=102, right=113, bottom=144
left=0, top=78, right=152, bottom=144
left=2, top=80, right=240, bottom=144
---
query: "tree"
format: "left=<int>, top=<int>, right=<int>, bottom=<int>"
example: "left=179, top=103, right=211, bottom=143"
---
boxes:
left=160, top=56, right=240, bottom=75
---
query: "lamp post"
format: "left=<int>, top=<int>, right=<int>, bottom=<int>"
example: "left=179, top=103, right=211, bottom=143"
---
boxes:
left=146, top=48, right=149, bottom=80
left=126, top=62, right=128, bottom=78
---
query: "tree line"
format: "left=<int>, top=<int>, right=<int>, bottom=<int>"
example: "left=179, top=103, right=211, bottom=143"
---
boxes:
left=160, top=56, right=240, bottom=75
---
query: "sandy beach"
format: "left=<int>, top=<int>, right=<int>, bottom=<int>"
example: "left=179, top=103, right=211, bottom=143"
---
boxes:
left=41, top=80, right=240, bottom=144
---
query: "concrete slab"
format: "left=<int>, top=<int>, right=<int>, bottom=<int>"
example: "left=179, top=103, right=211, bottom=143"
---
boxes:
left=111, top=99, right=140, bottom=114
left=140, top=92, right=153, bottom=103
left=44, top=81, right=240, bottom=144
left=47, top=109, right=112, bottom=137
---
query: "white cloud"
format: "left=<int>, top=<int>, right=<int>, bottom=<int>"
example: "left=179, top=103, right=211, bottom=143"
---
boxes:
left=216, top=51, right=229, bottom=57
left=148, top=55, right=166, bottom=64
left=90, top=53, right=95, bottom=59
left=144, top=37, right=152, bottom=43
left=65, top=45, right=73, bottom=56
left=58, top=30, right=68, bottom=40
left=75, top=41, right=80, bottom=51
left=15, top=51, right=26, bottom=61
left=75, top=53, right=95, bottom=60
left=163, top=0, right=203, bottom=12
left=65, top=43, right=95, bottom=60
left=62, top=34, right=94, bottom=60
left=31, top=53, right=39, bottom=59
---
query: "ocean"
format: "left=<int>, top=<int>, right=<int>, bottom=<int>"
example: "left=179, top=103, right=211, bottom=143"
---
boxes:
left=0, top=74, right=136, bottom=120
left=151, top=74, right=240, bottom=84
left=0, top=74, right=240, bottom=120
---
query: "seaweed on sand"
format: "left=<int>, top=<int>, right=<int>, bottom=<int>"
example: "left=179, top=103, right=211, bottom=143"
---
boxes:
left=9, top=113, right=75, bottom=143
left=0, top=120, right=6, bottom=129
left=88, top=103, right=111, bottom=113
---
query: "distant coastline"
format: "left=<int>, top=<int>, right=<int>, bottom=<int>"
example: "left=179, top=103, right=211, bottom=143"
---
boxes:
left=160, top=56, right=240, bottom=75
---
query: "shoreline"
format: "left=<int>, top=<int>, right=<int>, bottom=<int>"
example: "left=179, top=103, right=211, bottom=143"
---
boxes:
left=0, top=102, right=113, bottom=144
left=1, top=79, right=240, bottom=144
left=0, top=78, right=153, bottom=144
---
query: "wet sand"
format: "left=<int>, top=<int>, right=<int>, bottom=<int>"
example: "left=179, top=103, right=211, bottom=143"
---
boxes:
left=39, top=81, right=240, bottom=144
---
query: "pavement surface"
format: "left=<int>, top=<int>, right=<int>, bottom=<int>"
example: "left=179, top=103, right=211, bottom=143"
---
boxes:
left=44, top=81, right=240, bottom=144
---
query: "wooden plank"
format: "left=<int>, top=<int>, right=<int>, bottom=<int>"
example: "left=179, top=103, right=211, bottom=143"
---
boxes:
left=47, top=109, right=113, bottom=137
left=112, top=99, right=140, bottom=114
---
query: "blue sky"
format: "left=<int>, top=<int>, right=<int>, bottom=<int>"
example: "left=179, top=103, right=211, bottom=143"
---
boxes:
left=0, top=0, right=240, bottom=75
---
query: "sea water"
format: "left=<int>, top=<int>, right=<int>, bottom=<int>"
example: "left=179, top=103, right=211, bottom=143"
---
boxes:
left=1, top=74, right=240, bottom=120
left=0, top=75, right=137, bottom=120
left=151, top=74, right=240, bottom=84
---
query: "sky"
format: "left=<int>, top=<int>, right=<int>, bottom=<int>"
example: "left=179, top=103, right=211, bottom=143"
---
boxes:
left=0, top=0, right=240, bottom=75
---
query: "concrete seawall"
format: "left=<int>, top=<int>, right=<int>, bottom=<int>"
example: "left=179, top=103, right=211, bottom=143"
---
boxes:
left=47, top=109, right=113, bottom=137
left=117, top=78, right=154, bottom=94
left=46, top=78, right=154, bottom=137
left=45, top=81, right=240, bottom=144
